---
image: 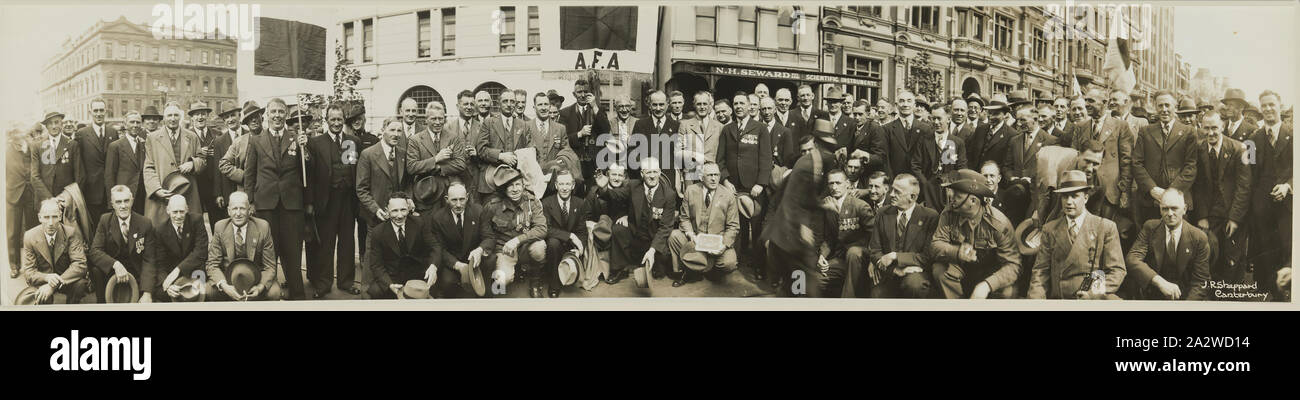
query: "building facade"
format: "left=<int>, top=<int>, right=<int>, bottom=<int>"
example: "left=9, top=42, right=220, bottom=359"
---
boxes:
left=40, top=16, right=238, bottom=124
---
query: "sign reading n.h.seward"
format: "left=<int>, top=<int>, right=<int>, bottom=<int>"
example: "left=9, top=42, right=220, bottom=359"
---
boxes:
left=710, top=66, right=881, bottom=88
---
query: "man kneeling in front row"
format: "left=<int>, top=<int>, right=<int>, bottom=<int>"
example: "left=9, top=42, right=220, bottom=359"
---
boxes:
left=366, top=192, right=441, bottom=299
left=19, top=198, right=91, bottom=304
left=204, top=191, right=282, bottom=301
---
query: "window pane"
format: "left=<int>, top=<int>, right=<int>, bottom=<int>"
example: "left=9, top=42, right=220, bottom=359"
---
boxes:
left=442, top=8, right=456, bottom=56
left=418, top=11, right=431, bottom=58
left=695, top=7, right=715, bottom=42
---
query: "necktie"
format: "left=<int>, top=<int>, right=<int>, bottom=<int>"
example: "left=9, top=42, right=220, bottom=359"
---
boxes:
left=1093, top=121, right=1101, bottom=139
left=176, top=224, right=183, bottom=238
left=120, top=219, right=129, bottom=242
left=1166, top=232, right=1177, bottom=262
left=398, top=224, right=407, bottom=247
left=1269, top=128, right=1276, bottom=146
left=646, top=186, right=653, bottom=201
left=1069, top=219, right=1079, bottom=238
left=47, top=234, right=54, bottom=248
left=803, top=108, right=810, bottom=121
left=896, top=211, right=908, bottom=239
left=1025, top=134, right=1034, bottom=152
left=655, top=118, right=662, bottom=132
left=704, top=190, right=712, bottom=209
left=505, top=117, right=512, bottom=133
left=334, top=133, right=342, bottom=149
left=234, top=226, right=247, bottom=259
left=455, top=213, right=463, bottom=230
left=561, top=200, right=569, bottom=219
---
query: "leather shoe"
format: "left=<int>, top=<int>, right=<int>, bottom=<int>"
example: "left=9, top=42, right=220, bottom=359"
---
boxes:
left=8, top=270, right=18, bottom=279
left=312, top=292, right=326, bottom=299
left=754, top=270, right=767, bottom=281
left=672, top=277, right=687, bottom=287
left=604, top=269, right=627, bottom=284
left=548, top=288, right=560, bottom=298
left=338, top=287, right=361, bottom=296
left=651, top=268, right=665, bottom=279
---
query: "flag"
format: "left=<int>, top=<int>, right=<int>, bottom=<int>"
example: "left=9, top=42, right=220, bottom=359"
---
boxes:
left=1071, top=74, right=1083, bottom=98
left=254, top=17, right=327, bottom=81
left=1102, top=36, right=1136, bottom=94
left=560, top=7, right=638, bottom=51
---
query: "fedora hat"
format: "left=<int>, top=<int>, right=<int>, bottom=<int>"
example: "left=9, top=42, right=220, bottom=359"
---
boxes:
left=104, top=273, right=141, bottom=304
left=1176, top=97, right=1199, bottom=115
left=770, top=165, right=790, bottom=187
left=163, top=171, right=192, bottom=195
left=681, top=249, right=710, bottom=272
left=737, top=193, right=762, bottom=219
left=173, top=275, right=206, bottom=302
left=593, top=215, right=613, bottom=243
left=914, top=94, right=931, bottom=111
left=227, top=258, right=261, bottom=295
left=464, top=257, right=486, bottom=296
left=632, top=263, right=650, bottom=288
left=489, top=165, right=523, bottom=190
left=1007, top=89, right=1032, bottom=108
left=42, top=111, right=65, bottom=124
left=187, top=102, right=212, bottom=115
left=1243, top=102, right=1263, bottom=121
left=413, top=175, right=446, bottom=207
left=964, top=92, right=985, bottom=108
left=344, top=102, right=366, bottom=122
left=1197, top=98, right=1216, bottom=112
left=823, top=86, right=846, bottom=101
left=218, top=101, right=240, bottom=118
left=1220, top=88, right=1249, bottom=107
left=14, top=286, right=68, bottom=305
left=810, top=119, right=838, bottom=147
left=399, top=279, right=431, bottom=299
left=983, top=93, right=1010, bottom=112
left=241, top=103, right=264, bottom=124
left=547, top=89, right=566, bottom=104
left=287, top=105, right=314, bottom=124
left=1014, top=219, right=1043, bottom=256
left=558, top=253, right=579, bottom=286
left=1053, top=170, right=1091, bottom=193
left=142, top=106, right=163, bottom=120
left=942, top=169, right=995, bottom=198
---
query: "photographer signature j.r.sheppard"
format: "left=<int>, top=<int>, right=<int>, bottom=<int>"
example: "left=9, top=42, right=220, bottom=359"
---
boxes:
left=1202, top=280, right=1270, bottom=300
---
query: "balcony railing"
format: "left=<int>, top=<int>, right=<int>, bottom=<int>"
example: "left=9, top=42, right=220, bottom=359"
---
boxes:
left=952, top=37, right=991, bottom=70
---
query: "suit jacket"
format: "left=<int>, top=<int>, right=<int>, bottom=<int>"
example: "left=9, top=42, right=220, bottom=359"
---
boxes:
left=950, top=120, right=977, bottom=143
left=445, top=117, right=490, bottom=194
left=7, top=139, right=36, bottom=204
left=789, top=105, right=830, bottom=143
left=1249, top=123, right=1293, bottom=204
left=826, top=194, right=875, bottom=258
left=598, top=180, right=677, bottom=253
left=74, top=124, right=120, bottom=204
left=1133, top=120, right=1198, bottom=208
left=88, top=212, right=154, bottom=290
left=866, top=204, right=938, bottom=270
left=527, top=119, right=581, bottom=180
left=966, top=120, right=1015, bottom=173
left=827, top=113, right=855, bottom=152
left=628, top=116, right=681, bottom=187
left=1027, top=213, right=1126, bottom=299
left=1123, top=220, right=1211, bottom=300
left=762, top=148, right=835, bottom=256
left=717, top=118, right=773, bottom=192
left=30, top=135, right=83, bottom=201
left=357, top=140, right=411, bottom=222
left=306, top=132, right=360, bottom=212
left=882, top=115, right=934, bottom=177
left=481, top=113, right=532, bottom=164
left=142, top=127, right=205, bottom=223
left=1192, top=137, right=1251, bottom=224
left=1003, top=129, right=1057, bottom=182
left=244, top=127, right=310, bottom=211
left=367, top=218, right=440, bottom=286
left=218, top=132, right=253, bottom=190
left=1225, top=117, right=1258, bottom=142
left=852, top=119, right=888, bottom=173
left=910, top=132, right=967, bottom=208
left=679, top=116, right=724, bottom=165
left=150, top=213, right=208, bottom=285
left=429, top=203, right=484, bottom=271
left=210, top=129, right=239, bottom=201
left=678, top=183, right=740, bottom=248
left=406, top=127, right=469, bottom=189
left=205, top=216, right=276, bottom=289
left=21, top=223, right=89, bottom=288
left=543, top=194, right=590, bottom=245
left=1118, top=112, right=1149, bottom=138
left=608, top=114, right=638, bottom=142
left=105, top=135, right=146, bottom=202
left=559, top=102, right=611, bottom=161
left=401, top=119, right=428, bottom=138
left=1064, top=116, right=1134, bottom=206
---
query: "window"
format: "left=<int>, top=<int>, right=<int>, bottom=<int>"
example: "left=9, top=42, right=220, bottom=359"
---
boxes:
left=473, top=81, right=508, bottom=114
left=973, top=13, right=985, bottom=41
left=499, top=7, right=516, bottom=53
left=119, top=43, right=126, bottom=59
left=847, top=6, right=882, bottom=17
left=442, top=8, right=456, bottom=56
left=135, top=99, right=141, bottom=112
left=186, top=79, right=192, bottom=92
left=994, top=14, right=1014, bottom=52
left=215, top=77, right=222, bottom=94
left=121, top=100, right=129, bottom=115
left=342, top=22, right=354, bottom=62
left=362, top=19, right=373, bottom=62
left=993, top=82, right=1014, bottom=95
left=170, top=79, right=177, bottom=91
left=227, top=53, right=232, bottom=66
left=1032, top=28, right=1047, bottom=62
left=527, top=6, right=540, bottom=52
left=106, top=102, right=114, bottom=118
left=417, top=11, right=432, bottom=58
left=846, top=56, right=882, bottom=104
left=107, top=73, right=114, bottom=90
left=152, top=46, right=159, bottom=61
left=169, top=48, right=176, bottom=62
left=910, top=6, right=939, bottom=33
left=695, top=7, right=716, bottom=42
left=956, top=9, right=986, bottom=41
left=135, top=44, right=143, bottom=60
left=105, top=42, right=112, bottom=58
left=738, top=6, right=757, bottom=46
left=202, top=50, right=208, bottom=64
left=185, top=48, right=192, bottom=63
left=134, top=73, right=142, bottom=91
left=203, top=78, right=210, bottom=93
left=227, top=80, right=233, bottom=94
left=121, top=76, right=129, bottom=92
left=777, top=7, right=797, bottom=50
left=397, top=85, right=445, bottom=117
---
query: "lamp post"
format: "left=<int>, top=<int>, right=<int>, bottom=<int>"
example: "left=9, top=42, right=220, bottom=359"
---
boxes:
left=156, top=83, right=174, bottom=106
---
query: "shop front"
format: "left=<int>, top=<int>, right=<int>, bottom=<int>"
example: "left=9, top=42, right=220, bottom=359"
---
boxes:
left=667, top=61, right=881, bottom=104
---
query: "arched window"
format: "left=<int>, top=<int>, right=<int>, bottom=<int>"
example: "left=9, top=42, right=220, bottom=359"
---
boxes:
left=396, top=85, right=445, bottom=118
left=472, top=81, right=507, bottom=114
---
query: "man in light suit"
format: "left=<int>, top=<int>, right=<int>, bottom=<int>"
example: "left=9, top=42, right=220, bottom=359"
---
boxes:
left=406, top=102, right=468, bottom=213
left=30, top=111, right=82, bottom=202
left=20, top=198, right=90, bottom=304
left=1247, top=90, right=1292, bottom=300
left=863, top=173, right=938, bottom=298
left=357, top=118, right=411, bottom=237
left=1122, top=189, right=1211, bottom=300
left=445, top=90, right=488, bottom=203
left=528, top=93, right=579, bottom=187
left=74, top=99, right=120, bottom=231
left=87, top=186, right=154, bottom=303
left=142, top=102, right=205, bottom=225
left=668, top=162, right=739, bottom=287
left=480, top=89, right=531, bottom=172
left=217, top=103, right=262, bottom=193
left=606, top=95, right=638, bottom=152
left=1061, top=95, right=1134, bottom=225
left=106, top=111, right=148, bottom=214
left=628, top=91, right=681, bottom=188
left=243, top=98, right=312, bottom=300
left=1191, top=110, right=1251, bottom=282
left=1133, top=91, right=1198, bottom=224
left=1109, top=89, right=1149, bottom=136
left=205, top=191, right=281, bottom=301
left=679, top=91, right=724, bottom=181
left=1027, top=170, right=1125, bottom=300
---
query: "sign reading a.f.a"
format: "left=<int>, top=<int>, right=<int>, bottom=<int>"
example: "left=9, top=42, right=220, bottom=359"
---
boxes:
left=573, top=50, right=621, bottom=70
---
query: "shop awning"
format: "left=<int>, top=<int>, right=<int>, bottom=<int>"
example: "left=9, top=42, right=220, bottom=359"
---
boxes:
left=676, top=62, right=881, bottom=88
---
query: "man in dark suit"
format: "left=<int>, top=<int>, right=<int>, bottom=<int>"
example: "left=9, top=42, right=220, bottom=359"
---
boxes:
left=186, top=102, right=223, bottom=230
left=823, top=169, right=876, bottom=297
left=761, top=122, right=838, bottom=296
left=204, top=191, right=281, bottom=301
left=243, top=98, right=312, bottom=300
left=208, top=103, right=243, bottom=227
left=1004, top=107, right=1056, bottom=185
left=910, top=106, right=966, bottom=209
left=882, top=90, right=933, bottom=177
left=863, top=173, right=939, bottom=298
left=8, top=124, right=40, bottom=277
left=823, top=87, right=855, bottom=158
left=1133, top=91, right=1198, bottom=224
left=1191, top=110, right=1251, bottom=283
left=627, top=90, right=680, bottom=189
left=720, top=96, right=775, bottom=280
left=949, top=99, right=977, bottom=143
left=428, top=183, right=486, bottom=298
left=789, top=84, right=829, bottom=147
left=541, top=171, right=589, bottom=297
left=87, top=186, right=154, bottom=303
left=1247, top=90, right=1292, bottom=300
left=145, top=195, right=208, bottom=302
left=966, top=94, right=1015, bottom=174
left=106, top=112, right=148, bottom=214
left=345, top=103, right=380, bottom=259
left=848, top=100, right=887, bottom=175
left=1123, top=189, right=1211, bottom=300
left=30, top=112, right=82, bottom=202
left=305, top=104, right=361, bottom=296
left=773, top=88, right=800, bottom=134
left=557, top=79, right=611, bottom=187
left=20, top=198, right=91, bottom=304
left=593, top=157, right=677, bottom=283
left=1220, top=88, right=1258, bottom=142
left=365, top=192, right=441, bottom=300
left=74, top=99, right=120, bottom=232
left=357, top=118, right=411, bottom=233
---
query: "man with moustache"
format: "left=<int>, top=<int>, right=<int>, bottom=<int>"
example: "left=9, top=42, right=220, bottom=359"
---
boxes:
left=187, top=102, right=223, bottom=230
left=1219, top=88, right=1257, bottom=142
left=541, top=171, right=588, bottom=297
left=594, top=157, right=676, bottom=283
left=862, top=173, right=938, bottom=298
left=304, top=104, right=361, bottom=296
left=142, top=103, right=205, bottom=225
left=357, top=119, right=411, bottom=245
left=882, top=90, right=933, bottom=177
left=243, top=98, right=313, bottom=300
left=1027, top=170, right=1126, bottom=300
left=821, top=169, right=876, bottom=297
left=910, top=106, right=966, bottom=209
left=30, top=111, right=82, bottom=202
left=74, top=99, right=119, bottom=230
left=1247, top=90, right=1292, bottom=300
left=106, top=111, right=148, bottom=214
left=966, top=93, right=1016, bottom=174
left=717, top=95, right=773, bottom=281
left=1191, top=110, right=1251, bottom=282
left=407, top=102, right=469, bottom=213
left=205, top=191, right=281, bottom=301
left=20, top=198, right=91, bottom=304
left=930, top=169, right=1020, bottom=299
left=558, top=79, right=611, bottom=188
left=1133, top=91, right=1198, bottom=225
left=146, top=195, right=208, bottom=302
left=1038, top=105, right=1063, bottom=138
left=399, top=98, right=425, bottom=138
left=607, top=95, right=638, bottom=152
left=87, top=185, right=153, bottom=303
left=1122, top=189, right=1211, bottom=300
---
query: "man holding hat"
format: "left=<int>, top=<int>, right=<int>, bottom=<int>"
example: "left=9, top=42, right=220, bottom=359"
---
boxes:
left=19, top=198, right=91, bottom=304
left=366, top=192, right=441, bottom=299
left=205, top=191, right=281, bottom=301
left=863, top=173, right=938, bottom=298
left=930, top=169, right=1021, bottom=299
left=87, top=185, right=154, bottom=303
left=1192, top=110, right=1251, bottom=282
left=429, top=182, right=488, bottom=297
left=541, top=170, right=590, bottom=297
left=1220, top=88, right=1257, bottom=142
left=217, top=101, right=263, bottom=193
left=74, top=99, right=120, bottom=232
left=106, top=110, right=148, bottom=215
left=1122, top=188, right=1211, bottom=300
left=668, top=161, right=739, bottom=287
left=823, top=87, right=855, bottom=156
left=1133, top=91, right=1199, bottom=225
left=1027, top=170, right=1126, bottom=299
left=142, top=102, right=206, bottom=226
left=357, top=118, right=412, bottom=234
left=146, top=194, right=208, bottom=302
left=594, top=157, right=676, bottom=284
left=406, top=102, right=469, bottom=214
left=481, top=166, right=550, bottom=297
left=762, top=120, right=839, bottom=296
left=30, top=110, right=82, bottom=202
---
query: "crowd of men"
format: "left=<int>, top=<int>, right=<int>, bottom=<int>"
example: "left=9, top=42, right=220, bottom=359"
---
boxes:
left=5, top=77, right=1295, bottom=303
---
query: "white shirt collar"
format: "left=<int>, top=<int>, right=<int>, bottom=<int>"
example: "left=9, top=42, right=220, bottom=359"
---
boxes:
left=1267, top=120, right=1283, bottom=136
left=379, top=140, right=394, bottom=157
left=1068, top=210, right=1089, bottom=230
left=833, top=194, right=848, bottom=210
left=392, top=220, right=407, bottom=236
left=899, top=203, right=916, bottom=221
left=644, top=182, right=658, bottom=196
left=1166, top=222, right=1183, bottom=247
left=232, top=222, right=247, bottom=237
left=1026, top=127, right=1039, bottom=141
left=1208, top=139, right=1222, bottom=154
